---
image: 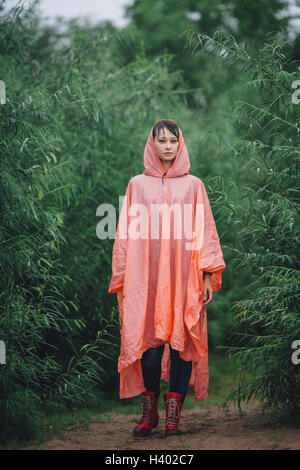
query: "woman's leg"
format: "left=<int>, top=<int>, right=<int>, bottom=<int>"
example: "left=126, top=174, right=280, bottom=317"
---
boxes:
left=169, top=344, right=192, bottom=398
left=141, top=345, right=165, bottom=392
left=163, top=345, right=193, bottom=436
left=134, top=345, right=164, bottom=437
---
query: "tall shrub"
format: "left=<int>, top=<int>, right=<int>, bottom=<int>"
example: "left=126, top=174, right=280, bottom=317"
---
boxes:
left=191, top=30, right=300, bottom=418
left=0, top=2, right=192, bottom=444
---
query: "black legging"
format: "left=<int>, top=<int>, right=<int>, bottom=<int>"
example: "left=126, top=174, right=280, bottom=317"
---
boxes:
left=141, top=344, right=192, bottom=398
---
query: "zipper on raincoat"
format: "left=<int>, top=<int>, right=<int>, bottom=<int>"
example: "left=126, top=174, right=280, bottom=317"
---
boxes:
left=162, top=171, right=167, bottom=185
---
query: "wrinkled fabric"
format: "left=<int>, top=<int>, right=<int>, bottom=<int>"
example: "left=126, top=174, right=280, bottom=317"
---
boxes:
left=108, top=120, right=226, bottom=401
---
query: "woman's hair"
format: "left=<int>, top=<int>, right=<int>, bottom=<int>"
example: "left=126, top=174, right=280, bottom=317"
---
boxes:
left=152, top=119, right=179, bottom=141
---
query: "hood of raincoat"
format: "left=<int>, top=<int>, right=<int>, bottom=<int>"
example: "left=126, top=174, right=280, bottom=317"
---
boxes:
left=143, top=119, right=191, bottom=179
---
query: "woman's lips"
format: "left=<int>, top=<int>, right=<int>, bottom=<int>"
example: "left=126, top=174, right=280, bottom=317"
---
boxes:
left=164, top=153, right=173, bottom=155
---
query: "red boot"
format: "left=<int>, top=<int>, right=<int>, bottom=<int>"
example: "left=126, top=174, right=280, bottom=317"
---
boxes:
left=133, top=390, right=160, bottom=437
left=164, top=392, right=184, bottom=437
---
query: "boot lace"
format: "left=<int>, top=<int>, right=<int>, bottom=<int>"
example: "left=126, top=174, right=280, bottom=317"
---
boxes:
left=139, top=395, right=153, bottom=426
left=166, top=398, right=180, bottom=428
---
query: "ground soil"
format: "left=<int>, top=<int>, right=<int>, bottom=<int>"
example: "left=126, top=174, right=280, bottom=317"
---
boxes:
left=36, top=403, right=300, bottom=450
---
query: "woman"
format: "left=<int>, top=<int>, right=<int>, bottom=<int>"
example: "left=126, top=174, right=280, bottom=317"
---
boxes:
left=108, top=119, right=226, bottom=437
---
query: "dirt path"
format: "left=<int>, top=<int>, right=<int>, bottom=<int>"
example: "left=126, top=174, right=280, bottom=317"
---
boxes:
left=37, top=403, right=300, bottom=450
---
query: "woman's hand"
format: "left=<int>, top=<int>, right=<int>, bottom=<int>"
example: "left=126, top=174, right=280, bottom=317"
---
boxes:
left=203, top=274, right=213, bottom=306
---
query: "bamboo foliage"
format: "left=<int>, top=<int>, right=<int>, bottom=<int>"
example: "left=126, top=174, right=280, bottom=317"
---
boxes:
left=0, top=3, right=188, bottom=444
left=190, top=30, right=300, bottom=417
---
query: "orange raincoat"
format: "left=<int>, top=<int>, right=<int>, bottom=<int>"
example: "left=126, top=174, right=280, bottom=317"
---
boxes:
left=108, top=121, right=226, bottom=401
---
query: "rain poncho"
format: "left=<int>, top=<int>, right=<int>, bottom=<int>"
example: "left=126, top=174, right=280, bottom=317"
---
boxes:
left=108, top=120, right=226, bottom=401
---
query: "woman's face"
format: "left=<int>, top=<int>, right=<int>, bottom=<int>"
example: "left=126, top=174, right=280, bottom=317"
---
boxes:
left=153, top=127, right=179, bottom=164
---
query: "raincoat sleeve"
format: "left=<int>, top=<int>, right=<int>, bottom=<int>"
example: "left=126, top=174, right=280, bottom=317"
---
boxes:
left=108, top=179, right=133, bottom=294
left=197, top=179, right=226, bottom=292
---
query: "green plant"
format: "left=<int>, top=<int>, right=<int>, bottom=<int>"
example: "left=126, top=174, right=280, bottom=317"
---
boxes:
left=189, top=29, right=300, bottom=419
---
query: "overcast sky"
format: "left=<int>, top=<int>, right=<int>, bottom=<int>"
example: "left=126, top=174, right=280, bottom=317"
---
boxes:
left=2, top=0, right=300, bottom=34
left=41, top=0, right=133, bottom=27
left=36, top=0, right=300, bottom=36
left=4, top=0, right=133, bottom=27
